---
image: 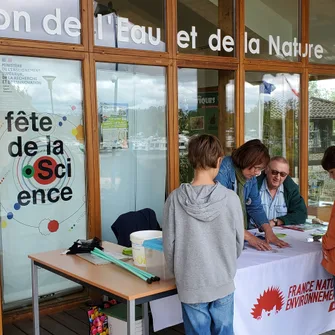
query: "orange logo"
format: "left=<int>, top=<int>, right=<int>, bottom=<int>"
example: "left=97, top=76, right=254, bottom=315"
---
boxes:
left=251, top=287, right=285, bottom=320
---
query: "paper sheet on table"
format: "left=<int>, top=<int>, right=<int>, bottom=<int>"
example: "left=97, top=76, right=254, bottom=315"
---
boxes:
left=77, top=253, right=110, bottom=265
left=150, top=295, right=183, bottom=332
left=104, top=250, right=131, bottom=260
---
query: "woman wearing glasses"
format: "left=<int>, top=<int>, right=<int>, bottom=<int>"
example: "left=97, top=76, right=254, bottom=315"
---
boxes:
left=256, top=156, right=307, bottom=228
left=215, top=139, right=289, bottom=251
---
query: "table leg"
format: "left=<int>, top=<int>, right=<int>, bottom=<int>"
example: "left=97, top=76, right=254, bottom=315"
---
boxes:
left=142, top=302, right=149, bottom=335
left=127, top=300, right=135, bottom=335
left=31, top=260, right=40, bottom=335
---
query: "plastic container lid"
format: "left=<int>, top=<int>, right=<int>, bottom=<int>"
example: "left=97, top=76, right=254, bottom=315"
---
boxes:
left=142, top=238, right=163, bottom=252
left=130, top=230, right=162, bottom=244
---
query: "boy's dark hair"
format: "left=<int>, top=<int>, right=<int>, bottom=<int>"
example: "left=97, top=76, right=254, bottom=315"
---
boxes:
left=321, top=146, right=335, bottom=171
left=188, top=134, right=223, bottom=170
left=231, top=139, right=270, bottom=170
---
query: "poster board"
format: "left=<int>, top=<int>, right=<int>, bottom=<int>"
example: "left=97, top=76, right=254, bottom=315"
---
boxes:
left=0, top=55, right=87, bottom=306
left=188, top=88, right=219, bottom=136
left=100, top=103, right=129, bottom=150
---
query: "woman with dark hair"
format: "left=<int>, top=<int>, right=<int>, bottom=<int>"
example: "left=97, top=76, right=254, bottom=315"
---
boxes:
left=215, top=139, right=289, bottom=250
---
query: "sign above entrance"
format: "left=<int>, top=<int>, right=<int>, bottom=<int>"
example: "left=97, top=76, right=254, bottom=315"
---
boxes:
left=0, top=7, right=324, bottom=59
left=176, top=27, right=323, bottom=59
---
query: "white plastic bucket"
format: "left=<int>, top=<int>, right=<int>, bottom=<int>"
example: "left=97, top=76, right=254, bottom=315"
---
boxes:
left=130, top=230, right=162, bottom=267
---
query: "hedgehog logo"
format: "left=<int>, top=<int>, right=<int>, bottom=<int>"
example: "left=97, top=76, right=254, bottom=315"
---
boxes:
left=251, top=287, right=285, bottom=320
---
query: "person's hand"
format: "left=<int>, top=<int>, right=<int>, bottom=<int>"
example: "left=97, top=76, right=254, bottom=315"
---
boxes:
left=245, top=230, right=271, bottom=251
left=269, top=219, right=284, bottom=227
left=263, top=224, right=290, bottom=248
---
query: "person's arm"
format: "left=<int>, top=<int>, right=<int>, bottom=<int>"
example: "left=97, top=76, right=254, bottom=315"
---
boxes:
left=246, top=178, right=289, bottom=247
left=322, top=204, right=335, bottom=251
left=322, top=229, right=335, bottom=251
left=245, top=178, right=269, bottom=228
left=162, top=195, right=176, bottom=274
left=230, top=193, right=245, bottom=258
left=277, top=180, right=307, bottom=225
left=214, top=158, right=232, bottom=189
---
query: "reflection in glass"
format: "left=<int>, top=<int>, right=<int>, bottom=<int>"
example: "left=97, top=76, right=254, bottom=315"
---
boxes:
left=308, top=75, right=335, bottom=205
left=177, top=0, right=234, bottom=56
left=96, top=63, right=166, bottom=242
left=178, top=68, right=235, bottom=183
left=94, top=0, right=165, bottom=51
left=0, top=55, right=86, bottom=307
left=310, top=0, right=335, bottom=64
left=245, top=0, right=299, bottom=61
left=245, top=72, right=300, bottom=180
left=0, top=0, right=81, bottom=43
left=42, top=75, right=57, bottom=114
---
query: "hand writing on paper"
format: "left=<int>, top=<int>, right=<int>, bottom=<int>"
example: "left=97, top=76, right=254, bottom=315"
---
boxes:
left=245, top=230, right=271, bottom=251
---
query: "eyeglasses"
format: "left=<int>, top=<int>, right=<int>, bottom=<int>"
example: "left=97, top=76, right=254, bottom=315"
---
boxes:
left=271, top=169, right=288, bottom=178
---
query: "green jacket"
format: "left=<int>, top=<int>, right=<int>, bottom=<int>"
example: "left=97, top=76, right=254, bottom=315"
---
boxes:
left=256, top=173, right=307, bottom=225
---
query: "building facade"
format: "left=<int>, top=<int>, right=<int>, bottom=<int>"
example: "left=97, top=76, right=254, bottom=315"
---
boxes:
left=0, top=0, right=335, bottom=328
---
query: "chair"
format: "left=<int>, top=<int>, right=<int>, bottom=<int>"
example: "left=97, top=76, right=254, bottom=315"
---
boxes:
left=111, top=208, right=161, bottom=247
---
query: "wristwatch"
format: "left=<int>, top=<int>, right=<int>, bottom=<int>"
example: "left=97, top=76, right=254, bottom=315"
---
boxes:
left=273, top=218, right=278, bottom=226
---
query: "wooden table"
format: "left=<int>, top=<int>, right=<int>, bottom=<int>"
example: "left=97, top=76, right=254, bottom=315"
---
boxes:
left=28, top=242, right=177, bottom=335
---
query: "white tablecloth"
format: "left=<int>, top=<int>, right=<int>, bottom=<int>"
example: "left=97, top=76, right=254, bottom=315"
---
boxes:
left=150, top=227, right=335, bottom=335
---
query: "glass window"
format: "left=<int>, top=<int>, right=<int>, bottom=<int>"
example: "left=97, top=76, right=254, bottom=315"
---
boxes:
left=245, top=0, right=299, bottom=61
left=178, top=68, right=235, bottom=184
left=310, top=0, right=335, bottom=64
left=245, top=72, right=300, bottom=180
left=94, top=0, right=165, bottom=51
left=177, top=0, right=234, bottom=56
left=0, top=0, right=81, bottom=43
left=0, top=55, right=86, bottom=307
left=308, top=75, right=335, bottom=205
left=96, top=63, right=167, bottom=242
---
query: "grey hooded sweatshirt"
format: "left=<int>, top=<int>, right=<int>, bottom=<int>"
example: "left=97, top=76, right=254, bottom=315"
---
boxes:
left=163, top=182, right=244, bottom=304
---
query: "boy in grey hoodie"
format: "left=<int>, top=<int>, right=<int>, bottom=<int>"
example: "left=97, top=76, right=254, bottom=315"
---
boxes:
left=163, top=134, right=244, bottom=335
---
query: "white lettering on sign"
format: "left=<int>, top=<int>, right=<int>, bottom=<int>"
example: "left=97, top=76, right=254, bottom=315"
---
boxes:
left=0, top=8, right=11, bottom=30
left=42, top=8, right=62, bottom=35
left=13, top=11, right=31, bottom=32
left=177, top=26, right=196, bottom=49
left=64, top=17, right=81, bottom=37
left=177, top=30, right=190, bottom=49
left=117, top=17, right=129, bottom=42
left=130, top=25, right=146, bottom=44
left=148, top=27, right=160, bottom=46
left=107, top=16, right=162, bottom=45
left=245, top=32, right=260, bottom=54
left=208, top=29, right=234, bottom=52
left=269, top=35, right=324, bottom=59
left=97, top=13, right=103, bottom=40
left=0, top=7, right=326, bottom=59
left=42, top=8, right=81, bottom=37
